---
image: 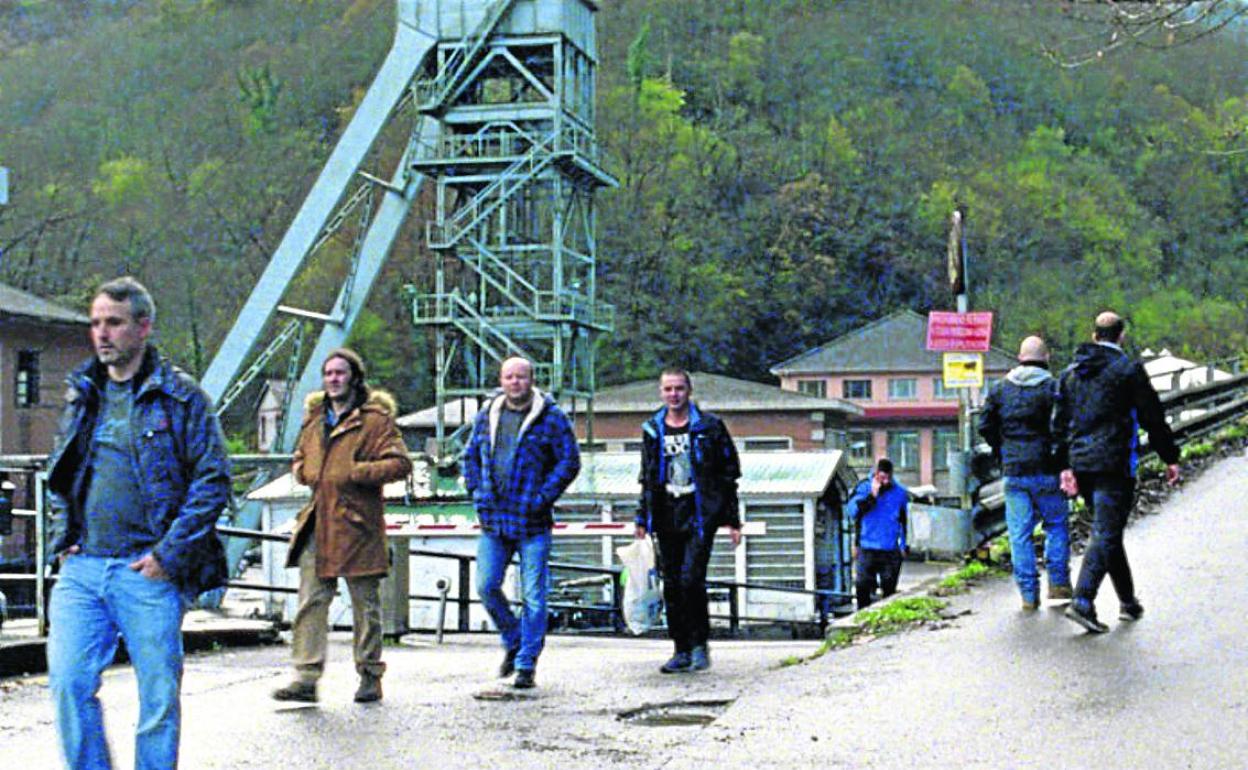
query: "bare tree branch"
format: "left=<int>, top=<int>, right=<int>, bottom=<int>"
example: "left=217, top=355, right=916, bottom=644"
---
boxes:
left=1038, top=0, right=1248, bottom=68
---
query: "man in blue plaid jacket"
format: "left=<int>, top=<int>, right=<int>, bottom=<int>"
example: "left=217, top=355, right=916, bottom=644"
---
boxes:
left=462, top=356, right=581, bottom=689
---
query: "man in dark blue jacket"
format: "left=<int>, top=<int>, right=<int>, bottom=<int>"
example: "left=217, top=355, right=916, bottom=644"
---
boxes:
left=1055, top=312, right=1181, bottom=633
left=636, top=369, right=741, bottom=674
left=46, top=277, right=230, bottom=769
left=463, top=356, right=581, bottom=689
left=978, top=336, right=1071, bottom=611
left=848, top=458, right=908, bottom=609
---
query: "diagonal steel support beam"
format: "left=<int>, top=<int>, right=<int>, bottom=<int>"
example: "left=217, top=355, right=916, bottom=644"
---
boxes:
left=277, top=117, right=440, bottom=451
left=201, top=19, right=437, bottom=404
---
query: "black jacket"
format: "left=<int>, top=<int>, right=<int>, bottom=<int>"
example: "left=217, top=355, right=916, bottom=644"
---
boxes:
left=978, top=364, right=1063, bottom=476
left=636, top=403, right=741, bottom=538
left=1054, top=342, right=1180, bottom=476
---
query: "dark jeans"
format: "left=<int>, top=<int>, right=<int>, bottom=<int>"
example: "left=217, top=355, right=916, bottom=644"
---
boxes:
left=1073, top=472, right=1137, bottom=608
left=856, top=549, right=903, bottom=608
left=655, top=527, right=718, bottom=653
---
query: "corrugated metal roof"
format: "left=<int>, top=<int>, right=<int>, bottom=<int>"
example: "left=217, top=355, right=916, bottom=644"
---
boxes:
left=572, top=372, right=862, bottom=415
left=564, top=451, right=851, bottom=499
left=0, top=282, right=90, bottom=325
left=770, top=309, right=1014, bottom=375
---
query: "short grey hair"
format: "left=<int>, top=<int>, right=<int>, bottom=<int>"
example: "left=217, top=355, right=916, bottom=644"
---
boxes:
left=96, top=276, right=156, bottom=325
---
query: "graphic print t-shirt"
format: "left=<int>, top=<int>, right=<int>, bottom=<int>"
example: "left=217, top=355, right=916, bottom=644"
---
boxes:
left=661, top=423, right=696, bottom=532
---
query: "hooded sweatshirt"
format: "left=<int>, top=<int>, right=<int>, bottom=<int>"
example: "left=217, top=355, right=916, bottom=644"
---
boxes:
left=1055, top=342, right=1179, bottom=476
left=977, top=362, right=1062, bottom=476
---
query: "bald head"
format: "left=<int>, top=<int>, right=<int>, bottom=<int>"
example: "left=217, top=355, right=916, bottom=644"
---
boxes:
left=499, top=356, right=535, bottom=408
left=1093, top=311, right=1125, bottom=344
left=1017, top=336, right=1049, bottom=364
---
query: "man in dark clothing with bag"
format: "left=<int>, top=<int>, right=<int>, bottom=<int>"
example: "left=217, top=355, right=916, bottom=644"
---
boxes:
left=272, top=348, right=412, bottom=704
left=978, top=335, right=1072, bottom=611
left=636, top=369, right=742, bottom=674
left=1055, top=311, right=1181, bottom=634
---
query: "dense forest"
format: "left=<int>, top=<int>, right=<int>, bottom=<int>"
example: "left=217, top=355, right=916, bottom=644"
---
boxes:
left=2, top=0, right=1247, bottom=425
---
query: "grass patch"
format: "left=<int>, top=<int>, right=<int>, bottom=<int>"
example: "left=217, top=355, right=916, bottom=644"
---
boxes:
left=931, top=559, right=1003, bottom=596
left=853, top=596, right=947, bottom=636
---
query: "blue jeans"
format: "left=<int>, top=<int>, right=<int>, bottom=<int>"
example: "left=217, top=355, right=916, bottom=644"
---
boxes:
left=476, top=531, right=551, bottom=672
left=1004, top=475, right=1071, bottom=602
left=48, top=554, right=188, bottom=770
left=1073, top=473, right=1137, bottom=609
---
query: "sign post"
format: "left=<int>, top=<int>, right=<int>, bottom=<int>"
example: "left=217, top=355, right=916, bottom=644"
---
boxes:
left=930, top=209, right=991, bottom=507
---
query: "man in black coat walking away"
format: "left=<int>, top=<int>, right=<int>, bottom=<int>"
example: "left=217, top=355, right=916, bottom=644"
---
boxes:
left=1055, top=311, right=1181, bottom=633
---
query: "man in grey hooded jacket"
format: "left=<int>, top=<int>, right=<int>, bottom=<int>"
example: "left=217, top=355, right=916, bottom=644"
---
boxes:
left=978, top=336, right=1071, bottom=610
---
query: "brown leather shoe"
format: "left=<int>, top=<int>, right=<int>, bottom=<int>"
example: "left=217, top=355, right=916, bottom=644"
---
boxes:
left=272, top=681, right=318, bottom=703
left=1048, top=584, right=1074, bottom=601
left=354, top=674, right=383, bottom=703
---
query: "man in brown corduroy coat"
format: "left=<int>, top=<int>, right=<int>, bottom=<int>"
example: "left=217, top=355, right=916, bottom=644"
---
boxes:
left=272, top=348, right=411, bottom=704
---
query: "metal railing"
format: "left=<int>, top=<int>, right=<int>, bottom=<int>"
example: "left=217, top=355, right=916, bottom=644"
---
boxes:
left=3, top=506, right=851, bottom=640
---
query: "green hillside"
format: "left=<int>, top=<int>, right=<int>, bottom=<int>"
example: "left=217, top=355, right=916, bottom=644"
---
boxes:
left=1, top=0, right=1246, bottom=417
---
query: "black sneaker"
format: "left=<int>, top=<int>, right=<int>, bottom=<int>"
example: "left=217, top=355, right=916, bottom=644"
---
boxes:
left=1119, top=600, right=1145, bottom=621
left=499, top=647, right=519, bottom=679
left=512, top=669, right=536, bottom=689
left=689, top=645, right=710, bottom=671
left=659, top=651, right=692, bottom=674
left=1065, top=601, right=1109, bottom=634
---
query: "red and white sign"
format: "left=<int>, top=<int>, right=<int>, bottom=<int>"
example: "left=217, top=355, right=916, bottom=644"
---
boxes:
left=926, top=311, right=993, bottom=352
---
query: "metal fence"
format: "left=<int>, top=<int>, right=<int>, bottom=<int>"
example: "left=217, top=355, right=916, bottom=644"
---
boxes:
left=1, top=470, right=849, bottom=639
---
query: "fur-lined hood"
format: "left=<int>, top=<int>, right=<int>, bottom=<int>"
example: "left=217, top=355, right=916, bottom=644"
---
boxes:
left=303, top=388, right=399, bottom=419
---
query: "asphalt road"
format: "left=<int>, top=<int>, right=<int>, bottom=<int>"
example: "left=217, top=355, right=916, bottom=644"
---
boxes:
left=2, top=450, right=1245, bottom=769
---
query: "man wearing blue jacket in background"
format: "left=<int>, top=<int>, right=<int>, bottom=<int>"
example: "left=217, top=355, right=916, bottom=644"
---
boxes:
left=849, top=458, right=908, bottom=609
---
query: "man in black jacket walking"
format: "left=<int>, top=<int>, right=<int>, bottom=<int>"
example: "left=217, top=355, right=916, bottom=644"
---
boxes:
left=978, top=336, right=1071, bottom=611
left=1055, top=312, right=1181, bottom=633
left=635, top=369, right=742, bottom=674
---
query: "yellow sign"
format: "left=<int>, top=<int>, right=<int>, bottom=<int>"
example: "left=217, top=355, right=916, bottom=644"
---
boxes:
left=942, top=352, right=983, bottom=388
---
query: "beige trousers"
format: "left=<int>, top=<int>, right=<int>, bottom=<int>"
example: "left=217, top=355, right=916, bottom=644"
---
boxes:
left=290, top=540, right=385, bottom=683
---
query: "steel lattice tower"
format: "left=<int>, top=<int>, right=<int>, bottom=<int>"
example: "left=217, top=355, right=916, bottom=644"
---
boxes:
left=408, top=0, right=615, bottom=453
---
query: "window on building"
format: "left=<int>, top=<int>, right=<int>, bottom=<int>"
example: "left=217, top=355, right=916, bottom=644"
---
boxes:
left=797, top=379, right=827, bottom=399
left=888, top=378, right=917, bottom=400
left=887, top=431, right=920, bottom=470
left=743, top=437, right=793, bottom=452
left=15, top=350, right=40, bottom=407
left=933, top=378, right=959, bottom=400
left=847, top=430, right=874, bottom=464
left=842, top=379, right=872, bottom=399
left=933, top=429, right=959, bottom=470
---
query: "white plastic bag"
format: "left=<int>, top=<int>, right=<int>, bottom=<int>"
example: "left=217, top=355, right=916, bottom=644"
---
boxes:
left=616, top=537, right=663, bottom=635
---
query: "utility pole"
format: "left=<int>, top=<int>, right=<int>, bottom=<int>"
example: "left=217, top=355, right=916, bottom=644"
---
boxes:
left=948, top=208, right=972, bottom=509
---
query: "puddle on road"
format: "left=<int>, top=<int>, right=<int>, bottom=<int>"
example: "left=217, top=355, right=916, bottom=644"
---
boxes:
left=617, top=699, right=734, bottom=727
